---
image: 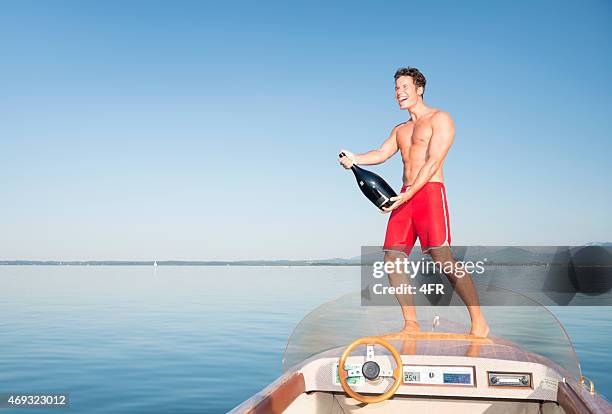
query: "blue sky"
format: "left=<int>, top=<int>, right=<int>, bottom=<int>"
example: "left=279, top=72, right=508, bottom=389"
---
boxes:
left=1, top=0, right=610, bottom=260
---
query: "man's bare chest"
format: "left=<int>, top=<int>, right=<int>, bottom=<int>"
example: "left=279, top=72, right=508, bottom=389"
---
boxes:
left=397, top=122, right=434, bottom=150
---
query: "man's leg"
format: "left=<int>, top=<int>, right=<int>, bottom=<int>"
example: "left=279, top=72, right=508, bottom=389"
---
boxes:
left=428, top=246, right=490, bottom=337
left=384, top=250, right=420, bottom=333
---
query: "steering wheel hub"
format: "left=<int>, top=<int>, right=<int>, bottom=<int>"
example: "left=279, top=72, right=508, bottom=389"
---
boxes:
left=362, top=361, right=381, bottom=380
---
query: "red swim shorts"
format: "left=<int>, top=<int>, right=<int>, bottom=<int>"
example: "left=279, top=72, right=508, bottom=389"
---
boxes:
left=383, top=182, right=451, bottom=255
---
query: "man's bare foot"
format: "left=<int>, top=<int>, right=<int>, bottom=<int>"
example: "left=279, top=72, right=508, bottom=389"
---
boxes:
left=380, top=321, right=420, bottom=339
left=470, top=315, right=490, bottom=338
left=399, top=320, right=421, bottom=334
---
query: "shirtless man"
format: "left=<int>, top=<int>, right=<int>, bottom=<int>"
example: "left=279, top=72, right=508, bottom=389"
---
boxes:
left=339, top=67, right=490, bottom=337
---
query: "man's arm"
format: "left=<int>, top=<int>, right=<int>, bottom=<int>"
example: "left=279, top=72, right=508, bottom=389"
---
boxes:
left=340, top=125, right=399, bottom=168
left=384, top=112, right=454, bottom=210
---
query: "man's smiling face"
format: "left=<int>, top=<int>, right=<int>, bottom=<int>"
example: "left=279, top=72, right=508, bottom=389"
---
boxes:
left=395, top=76, right=421, bottom=109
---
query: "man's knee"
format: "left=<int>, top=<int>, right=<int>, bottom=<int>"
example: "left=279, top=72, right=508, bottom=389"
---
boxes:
left=384, top=250, right=404, bottom=264
left=428, top=246, right=452, bottom=264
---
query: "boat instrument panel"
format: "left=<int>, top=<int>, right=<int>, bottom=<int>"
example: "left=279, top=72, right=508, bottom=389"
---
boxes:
left=302, top=354, right=560, bottom=402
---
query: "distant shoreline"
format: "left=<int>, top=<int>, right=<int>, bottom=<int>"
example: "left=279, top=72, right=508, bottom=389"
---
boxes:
left=2, top=245, right=610, bottom=267
left=0, top=260, right=360, bottom=267
left=0, top=261, right=600, bottom=267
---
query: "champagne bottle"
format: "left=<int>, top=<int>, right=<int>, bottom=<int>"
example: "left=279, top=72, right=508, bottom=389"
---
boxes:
left=339, top=152, right=397, bottom=210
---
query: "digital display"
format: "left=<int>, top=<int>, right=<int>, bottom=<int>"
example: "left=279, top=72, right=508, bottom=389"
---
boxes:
left=443, top=373, right=471, bottom=384
left=404, top=372, right=420, bottom=382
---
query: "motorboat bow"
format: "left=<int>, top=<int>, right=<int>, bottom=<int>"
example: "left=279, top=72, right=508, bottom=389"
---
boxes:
left=230, top=287, right=610, bottom=413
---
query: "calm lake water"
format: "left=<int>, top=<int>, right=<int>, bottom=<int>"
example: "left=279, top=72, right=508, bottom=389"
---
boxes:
left=0, top=266, right=610, bottom=413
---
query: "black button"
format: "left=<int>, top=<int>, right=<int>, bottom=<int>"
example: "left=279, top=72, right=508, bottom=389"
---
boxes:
left=362, top=361, right=381, bottom=380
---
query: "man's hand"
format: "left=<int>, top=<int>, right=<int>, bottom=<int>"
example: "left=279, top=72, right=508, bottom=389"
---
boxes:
left=382, top=191, right=412, bottom=213
left=339, top=150, right=356, bottom=169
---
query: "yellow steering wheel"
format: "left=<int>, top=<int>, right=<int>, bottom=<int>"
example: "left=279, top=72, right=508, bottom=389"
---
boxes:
left=338, top=336, right=403, bottom=404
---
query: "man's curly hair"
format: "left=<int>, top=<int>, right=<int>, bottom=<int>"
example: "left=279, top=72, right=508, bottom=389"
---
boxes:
left=394, top=67, right=426, bottom=97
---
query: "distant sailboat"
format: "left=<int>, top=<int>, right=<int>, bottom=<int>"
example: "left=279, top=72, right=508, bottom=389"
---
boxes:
left=153, top=261, right=158, bottom=267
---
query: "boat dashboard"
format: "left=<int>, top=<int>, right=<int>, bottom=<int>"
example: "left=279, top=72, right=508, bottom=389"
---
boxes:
left=302, top=353, right=561, bottom=401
